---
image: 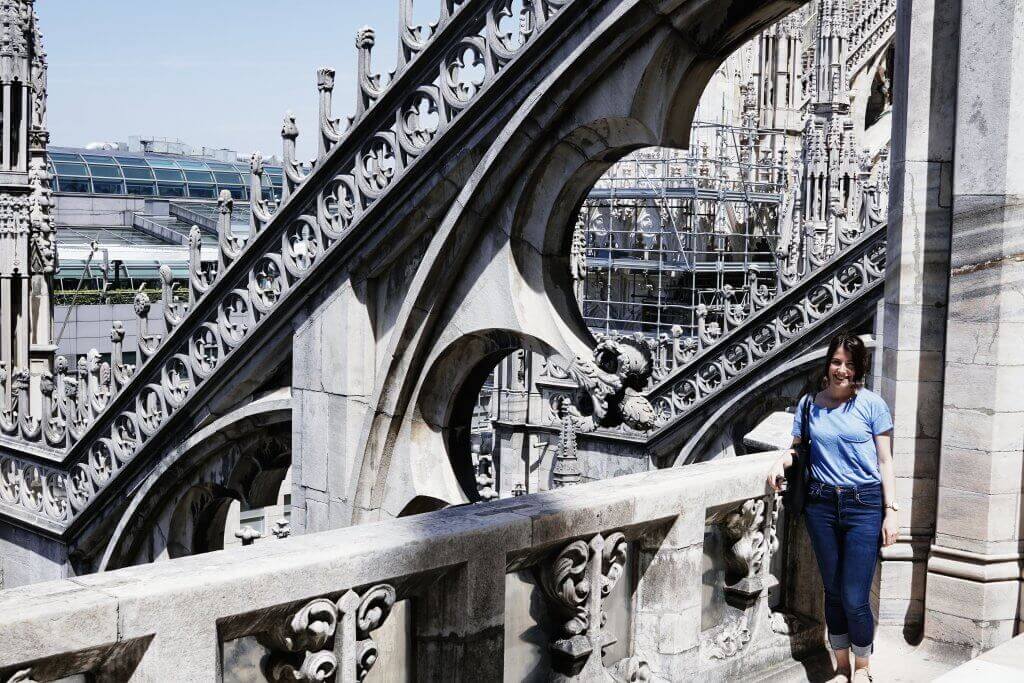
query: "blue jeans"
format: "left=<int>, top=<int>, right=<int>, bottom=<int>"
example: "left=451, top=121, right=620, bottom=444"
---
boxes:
left=803, top=480, right=883, bottom=658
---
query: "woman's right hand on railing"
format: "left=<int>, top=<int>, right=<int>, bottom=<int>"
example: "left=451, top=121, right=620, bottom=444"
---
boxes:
left=767, top=449, right=794, bottom=493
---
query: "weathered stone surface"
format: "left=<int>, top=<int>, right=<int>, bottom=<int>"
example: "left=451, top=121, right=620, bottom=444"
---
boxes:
left=925, top=607, right=1017, bottom=659
left=0, top=454, right=789, bottom=681
left=939, top=446, right=1024, bottom=496
left=935, top=633, right=1024, bottom=681
left=743, top=412, right=795, bottom=453
left=934, top=487, right=1021, bottom=544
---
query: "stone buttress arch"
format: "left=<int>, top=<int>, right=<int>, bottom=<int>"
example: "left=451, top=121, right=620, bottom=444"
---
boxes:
left=416, top=330, right=560, bottom=504
left=343, top=0, right=805, bottom=524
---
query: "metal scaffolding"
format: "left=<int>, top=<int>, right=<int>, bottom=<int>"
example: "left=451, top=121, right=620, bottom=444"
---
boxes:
left=579, top=120, right=791, bottom=340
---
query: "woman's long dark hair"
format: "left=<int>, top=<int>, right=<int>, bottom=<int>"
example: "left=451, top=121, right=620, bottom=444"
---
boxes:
left=817, top=331, right=870, bottom=390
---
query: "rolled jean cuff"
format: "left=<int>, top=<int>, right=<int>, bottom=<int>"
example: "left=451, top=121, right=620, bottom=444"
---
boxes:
left=828, top=632, right=850, bottom=651
left=851, top=641, right=873, bottom=658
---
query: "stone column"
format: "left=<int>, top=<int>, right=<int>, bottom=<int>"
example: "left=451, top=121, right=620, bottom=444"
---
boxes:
left=924, top=0, right=1024, bottom=656
left=876, top=0, right=959, bottom=638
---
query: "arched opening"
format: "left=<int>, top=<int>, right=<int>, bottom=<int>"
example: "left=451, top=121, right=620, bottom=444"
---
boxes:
left=164, top=461, right=293, bottom=558
left=167, top=484, right=238, bottom=559
left=418, top=330, right=561, bottom=503
left=102, top=419, right=293, bottom=569
left=475, top=1, right=892, bottom=482
left=865, top=42, right=895, bottom=130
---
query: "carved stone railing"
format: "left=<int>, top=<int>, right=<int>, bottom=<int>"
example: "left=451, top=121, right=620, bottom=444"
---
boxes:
left=845, top=0, right=896, bottom=79
left=0, top=453, right=818, bottom=682
left=645, top=223, right=887, bottom=431
left=0, top=0, right=584, bottom=531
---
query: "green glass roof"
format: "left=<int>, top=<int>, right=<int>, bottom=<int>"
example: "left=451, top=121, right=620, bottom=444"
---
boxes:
left=47, top=146, right=283, bottom=201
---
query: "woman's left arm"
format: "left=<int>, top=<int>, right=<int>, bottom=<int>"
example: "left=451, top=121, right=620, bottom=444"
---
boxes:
left=876, top=429, right=898, bottom=547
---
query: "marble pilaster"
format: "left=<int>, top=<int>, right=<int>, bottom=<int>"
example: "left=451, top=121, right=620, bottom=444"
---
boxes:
left=925, top=0, right=1024, bottom=655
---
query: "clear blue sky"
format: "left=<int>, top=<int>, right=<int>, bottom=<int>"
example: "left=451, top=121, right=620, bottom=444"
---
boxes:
left=35, top=1, right=433, bottom=160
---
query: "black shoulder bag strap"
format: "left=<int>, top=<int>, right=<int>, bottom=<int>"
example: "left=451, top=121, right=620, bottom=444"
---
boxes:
left=801, top=392, right=812, bottom=471
left=785, top=393, right=814, bottom=515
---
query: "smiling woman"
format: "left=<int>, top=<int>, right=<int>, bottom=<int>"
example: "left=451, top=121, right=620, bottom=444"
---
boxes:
left=768, top=331, right=896, bottom=682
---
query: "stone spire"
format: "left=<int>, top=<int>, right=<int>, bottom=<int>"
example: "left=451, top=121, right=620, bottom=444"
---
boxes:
left=0, top=1, right=52, bottom=407
left=814, top=0, right=852, bottom=114
left=798, top=0, right=861, bottom=258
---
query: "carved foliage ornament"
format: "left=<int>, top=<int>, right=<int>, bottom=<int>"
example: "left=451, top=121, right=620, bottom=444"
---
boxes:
left=260, top=583, right=396, bottom=683
left=716, top=492, right=781, bottom=609
left=539, top=531, right=633, bottom=678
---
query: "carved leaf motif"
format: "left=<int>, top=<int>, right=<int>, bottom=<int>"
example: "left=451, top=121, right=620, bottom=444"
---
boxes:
left=706, top=615, right=751, bottom=659
left=601, top=531, right=628, bottom=597
left=720, top=498, right=766, bottom=582
left=540, top=538, right=591, bottom=638
left=262, top=598, right=338, bottom=653
left=355, top=583, right=396, bottom=637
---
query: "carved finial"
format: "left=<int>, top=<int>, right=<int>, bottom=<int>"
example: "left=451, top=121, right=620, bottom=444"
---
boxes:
left=317, top=66, right=335, bottom=90
left=272, top=518, right=291, bottom=539
left=110, top=321, right=126, bottom=344
left=54, top=355, right=67, bottom=375
left=356, top=26, right=376, bottom=48
left=39, top=371, right=54, bottom=397
left=64, top=377, right=78, bottom=400
left=12, top=368, right=30, bottom=391
left=188, top=225, right=201, bottom=250
left=235, top=526, right=262, bottom=546
left=250, top=151, right=264, bottom=175
left=217, top=189, right=233, bottom=214
left=133, top=283, right=151, bottom=317
left=281, top=111, right=299, bottom=142
left=159, top=264, right=173, bottom=286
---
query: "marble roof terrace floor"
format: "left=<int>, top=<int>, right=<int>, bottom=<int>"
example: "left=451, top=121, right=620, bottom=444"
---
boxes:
left=758, top=630, right=963, bottom=682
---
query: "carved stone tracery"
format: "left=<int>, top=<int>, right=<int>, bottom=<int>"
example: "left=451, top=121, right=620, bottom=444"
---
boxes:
left=0, top=0, right=891, bottom=550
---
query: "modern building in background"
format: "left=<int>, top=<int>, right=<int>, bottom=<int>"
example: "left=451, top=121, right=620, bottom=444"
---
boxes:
left=45, top=145, right=282, bottom=364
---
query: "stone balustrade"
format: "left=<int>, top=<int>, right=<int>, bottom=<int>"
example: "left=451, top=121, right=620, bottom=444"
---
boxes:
left=0, top=452, right=820, bottom=681
left=845, top=0, right=897, bottom=79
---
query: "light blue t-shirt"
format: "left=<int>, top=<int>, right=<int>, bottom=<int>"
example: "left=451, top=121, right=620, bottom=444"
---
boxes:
left=791, top=389, right=893, bottom=486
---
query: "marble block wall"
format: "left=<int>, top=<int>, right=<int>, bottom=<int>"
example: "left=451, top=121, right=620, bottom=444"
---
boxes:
left=877, top=0, right=958, bottom=638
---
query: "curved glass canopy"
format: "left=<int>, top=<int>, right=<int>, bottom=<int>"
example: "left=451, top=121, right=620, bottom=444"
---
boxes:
left=48, top=147, right=283, bottom=202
